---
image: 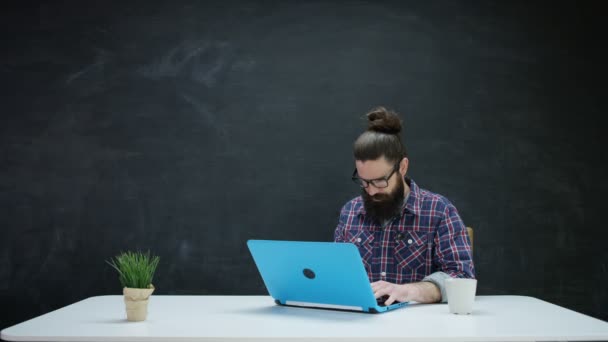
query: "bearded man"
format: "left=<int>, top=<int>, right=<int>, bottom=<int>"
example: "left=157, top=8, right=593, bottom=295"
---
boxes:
left=334, top=107, right=475, bottom=305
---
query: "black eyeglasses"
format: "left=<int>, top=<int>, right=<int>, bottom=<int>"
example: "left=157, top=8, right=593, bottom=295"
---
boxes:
left=351, top=163, right=399, bottom=188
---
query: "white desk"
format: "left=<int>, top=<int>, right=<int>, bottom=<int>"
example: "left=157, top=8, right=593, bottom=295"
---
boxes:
left=2, top=295, right=608, bottom=341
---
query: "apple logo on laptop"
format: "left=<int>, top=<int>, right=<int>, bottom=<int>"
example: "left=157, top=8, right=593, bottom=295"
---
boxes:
left=303, top=268, right=316, bottom=279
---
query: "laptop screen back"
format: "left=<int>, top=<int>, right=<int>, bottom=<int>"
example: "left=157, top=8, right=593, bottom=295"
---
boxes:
left=247, top=240, right=383, bottom=311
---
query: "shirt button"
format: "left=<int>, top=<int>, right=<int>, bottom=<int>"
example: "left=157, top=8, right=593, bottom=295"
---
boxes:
left=381, top=272, right=386, bottom=277
left=407, top=239, right=413, bottom=244
left=356, top=238, right=362, bottom=243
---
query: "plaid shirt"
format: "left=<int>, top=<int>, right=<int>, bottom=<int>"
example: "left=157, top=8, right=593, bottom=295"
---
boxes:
left=334, top=178, right=475, bottom=284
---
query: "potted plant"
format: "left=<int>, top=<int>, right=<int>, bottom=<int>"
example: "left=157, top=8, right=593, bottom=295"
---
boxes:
left=107, top=251, right=160, bottom=322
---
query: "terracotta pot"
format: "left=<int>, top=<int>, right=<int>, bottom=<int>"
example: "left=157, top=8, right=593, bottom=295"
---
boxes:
left=123, top=285, right=155, bottom=321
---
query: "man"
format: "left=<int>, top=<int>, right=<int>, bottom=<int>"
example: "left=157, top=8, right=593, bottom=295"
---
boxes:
left=334, top=107, right=475, bottom=305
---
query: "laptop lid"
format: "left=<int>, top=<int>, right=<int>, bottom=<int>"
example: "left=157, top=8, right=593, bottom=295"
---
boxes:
left=247, top=239, right=408, bottom=313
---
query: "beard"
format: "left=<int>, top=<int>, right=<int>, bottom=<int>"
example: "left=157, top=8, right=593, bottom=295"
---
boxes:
left=362, top=176, right=405, bottom=224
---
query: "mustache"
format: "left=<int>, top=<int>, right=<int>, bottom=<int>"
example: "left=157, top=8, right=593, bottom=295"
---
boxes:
left=370, top=193, right=390, bottom=201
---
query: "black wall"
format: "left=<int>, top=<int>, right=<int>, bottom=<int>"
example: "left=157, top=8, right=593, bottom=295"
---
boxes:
left=1, top=1, right=607, bottom=330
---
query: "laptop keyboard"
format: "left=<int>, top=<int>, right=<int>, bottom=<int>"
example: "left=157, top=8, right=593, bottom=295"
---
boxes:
left=376, top=296, right=389, bottom=307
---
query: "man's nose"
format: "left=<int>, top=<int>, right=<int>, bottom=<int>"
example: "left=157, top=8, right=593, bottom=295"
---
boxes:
left=366, top=186, right=379, bottom=196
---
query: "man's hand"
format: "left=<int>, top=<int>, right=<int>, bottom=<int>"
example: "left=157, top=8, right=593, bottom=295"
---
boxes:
left=371, top=280, right=441, bottom=305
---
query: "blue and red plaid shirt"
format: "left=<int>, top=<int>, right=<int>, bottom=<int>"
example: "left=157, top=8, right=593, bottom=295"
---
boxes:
left=334, top=178, right=475, bottom=285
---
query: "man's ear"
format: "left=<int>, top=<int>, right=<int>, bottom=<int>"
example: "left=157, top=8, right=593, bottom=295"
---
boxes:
left=399, top=157, right=409, bottom=175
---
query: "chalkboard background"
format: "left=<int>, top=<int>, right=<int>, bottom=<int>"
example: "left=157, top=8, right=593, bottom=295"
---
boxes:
left=1, top=1, right=607, bottom=330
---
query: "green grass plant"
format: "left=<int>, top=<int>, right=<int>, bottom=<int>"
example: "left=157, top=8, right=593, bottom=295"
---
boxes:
left=107, top=251, right=160, bottom=289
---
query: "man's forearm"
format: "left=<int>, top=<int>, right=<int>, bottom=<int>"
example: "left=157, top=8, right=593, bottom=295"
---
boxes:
left=409, top=281, right=442, bottom=303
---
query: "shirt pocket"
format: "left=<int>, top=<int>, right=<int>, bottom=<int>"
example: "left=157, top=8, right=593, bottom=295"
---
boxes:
left=346, top=229, right=374, bottom=272
left=394, top=231, right=431, bottom=282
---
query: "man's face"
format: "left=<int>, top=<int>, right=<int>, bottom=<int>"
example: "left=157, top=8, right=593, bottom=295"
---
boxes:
left=355, top=157, right=407, bottom=223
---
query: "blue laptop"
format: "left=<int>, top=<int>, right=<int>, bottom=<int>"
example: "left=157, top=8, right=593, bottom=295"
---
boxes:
left=247, top=239, right=409, bottom=313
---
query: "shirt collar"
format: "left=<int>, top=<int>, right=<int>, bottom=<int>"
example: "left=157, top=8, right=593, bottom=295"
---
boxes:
left=403, top=177, right=421, bottom=216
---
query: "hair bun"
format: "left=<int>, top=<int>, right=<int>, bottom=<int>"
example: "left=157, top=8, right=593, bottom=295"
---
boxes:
left=366, top=107, right=402, bottom=134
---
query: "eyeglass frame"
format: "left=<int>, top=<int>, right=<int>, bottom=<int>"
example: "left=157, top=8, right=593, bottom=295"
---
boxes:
left=351, top=162, right=400, bottom=188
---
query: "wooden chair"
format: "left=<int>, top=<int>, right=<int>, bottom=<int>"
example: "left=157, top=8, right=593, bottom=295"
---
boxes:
left=466, top=227, right=474, bottom=250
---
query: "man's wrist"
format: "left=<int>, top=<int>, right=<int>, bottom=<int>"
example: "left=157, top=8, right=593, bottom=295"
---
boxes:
left=402, top=281, right=441, bottom=304
left=418, top=281, right=442, bottom=303
left=422, top=272, right=451, bottom=303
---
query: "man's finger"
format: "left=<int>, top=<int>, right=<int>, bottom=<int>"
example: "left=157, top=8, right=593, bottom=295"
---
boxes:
left=371, top=282, right=385, bottom=291
left=373, top=287, right=389, bottom=298
left=374, top=283, right=390, bottom=294
left=370, top=280, right=385, bottom=289
left=385, top=294, right=397, bottom=306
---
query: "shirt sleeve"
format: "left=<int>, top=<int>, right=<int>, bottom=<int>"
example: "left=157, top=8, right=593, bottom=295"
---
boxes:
left=334, top=204, right=348, bottom=243
left=428, top=202, right=475, bottom=301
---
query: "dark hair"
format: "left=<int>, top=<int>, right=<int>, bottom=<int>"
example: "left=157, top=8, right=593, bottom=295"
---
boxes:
left=353, top=107, right=407, bottom=164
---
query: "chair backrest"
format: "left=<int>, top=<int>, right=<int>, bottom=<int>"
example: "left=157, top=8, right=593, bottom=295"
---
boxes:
left=466, top=227, right=474, bottom=251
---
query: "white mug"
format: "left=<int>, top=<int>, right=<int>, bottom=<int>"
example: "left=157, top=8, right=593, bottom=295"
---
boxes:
left=445, top=278, right=477, bottom=314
